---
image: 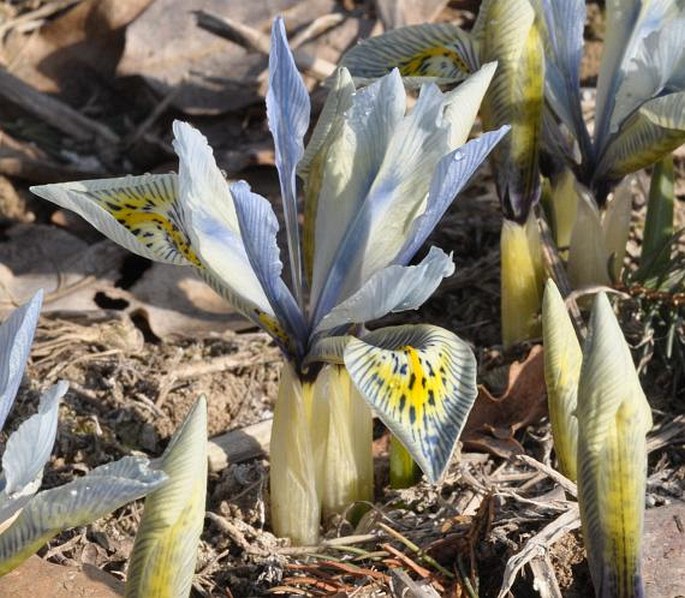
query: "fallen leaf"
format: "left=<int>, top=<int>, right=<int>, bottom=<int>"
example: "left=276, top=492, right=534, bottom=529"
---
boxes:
left=3, top=0, right=153, bottom=105
left=374, top=0, right=449, bottom=29
left=463, top=345, right=548, bottom=457
left=0, top=555, right=123, bottom=597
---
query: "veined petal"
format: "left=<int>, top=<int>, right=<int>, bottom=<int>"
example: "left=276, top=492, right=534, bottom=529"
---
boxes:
left=314, top=80, right=473, bottom=322
left=0, top=457, right=167, bottom=576
left=0, top=290, right=42, bottom=431
left=125, top=397, right=207, bottom=598
left=593, top=91, right=685, bottom=184
left=542, top=280, right=581, bottom=481
left=315, top=246, right=454, bottom=334
left=442, top=62, right=497, bottom=148
left=612, top=16, right=685, bottom=132
left=267, top=16, right=309, bottom=306
left=577, top=293, right=652, bottom=597
left=595, top=0, right=682, bottom=150
left=344, top=324, right=477, bottom=483
left=395, top=126, right=509, bottom=266
left=310, top=69, right=406, bottom=311
left=531, top=0, right=590, bottom=159
left=2, top=381, right=66, bottom=498
left=340, top=22, right=479, bottom=83
left=231, top=181, right=306, bottom=354
left=172, top=122, right=286, bottom=340
left=31, top=174, right=196, bottom=266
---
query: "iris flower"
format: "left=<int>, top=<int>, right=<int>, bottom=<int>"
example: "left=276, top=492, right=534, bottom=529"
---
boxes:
left=32, top=18, right=508, bottom=544
left=533, top=0, right=685, bottom=288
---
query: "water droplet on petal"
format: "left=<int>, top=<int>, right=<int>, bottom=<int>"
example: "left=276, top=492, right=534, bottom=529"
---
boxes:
left=453, top=150, right=465, bottom=161
left=70, top=489, right=78, bottom=496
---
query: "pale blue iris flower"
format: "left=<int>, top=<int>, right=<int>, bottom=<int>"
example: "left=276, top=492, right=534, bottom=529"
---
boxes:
left=31, top=18, right=508, bottom=492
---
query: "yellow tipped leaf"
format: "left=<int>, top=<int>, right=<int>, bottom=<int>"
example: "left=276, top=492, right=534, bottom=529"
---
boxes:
left=343, top=324, right=477, bottom=483
left=577, top=293, right=652, bottom=598
left=542, top=279, right=581, bottom=481
left=125, top=397, right=208, bottom=598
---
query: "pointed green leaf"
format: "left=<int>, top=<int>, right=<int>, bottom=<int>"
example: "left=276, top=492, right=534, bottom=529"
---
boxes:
left=125, top=397, right=207, bottom=598
left=344, top=324, right=477, bottom=483
left=576, top=293, right=652, bottom=597
left=634, top=155, right=675, bottom=283
left=542, top=280, right=581, bottom=481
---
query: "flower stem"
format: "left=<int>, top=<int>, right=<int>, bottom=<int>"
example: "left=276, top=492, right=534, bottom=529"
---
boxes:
left=389, top=435, right=419, bottom=488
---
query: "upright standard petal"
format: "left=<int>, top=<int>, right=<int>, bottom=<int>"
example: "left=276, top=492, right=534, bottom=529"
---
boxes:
left=532, top=0, right=590, bottom=161
left=344, top=324, right=477, bottom=483
left=2, top=381, right=67, bottom=499
left=314, top=81, right=469, bottom=321
left=125, top=397, right=207, bottom=598
left=395, top=126, right=509, bottom=266
left=267, top=16, right=310, bottom=306
left=0, top=457, right=167, bottom=576
left=309, top=69, right=406, bottom=314
left=577, top=293, right=652, bottom=598
left=0, top=290, right=42, bottom=431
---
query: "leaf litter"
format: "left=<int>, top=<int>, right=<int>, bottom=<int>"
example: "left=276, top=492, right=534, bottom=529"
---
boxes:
left=0, top=1, right=683, bottom=596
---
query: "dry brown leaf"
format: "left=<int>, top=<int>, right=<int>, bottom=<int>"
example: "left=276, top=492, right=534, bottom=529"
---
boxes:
left=3, top=0, right=153, bottom=105
left=463, top=345, right=547, bottom=457
left=0, top=555, right=124, bottom=597
left=374, top=0, right=449, bottom=29
left=117, top=0, right=359, bottom=114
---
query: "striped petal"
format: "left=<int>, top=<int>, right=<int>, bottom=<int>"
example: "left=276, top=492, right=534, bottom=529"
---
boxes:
left=577, top=293, right=652, bottom=598
left=298, top=68, right=355, bottom=283
left=595, top=0, right=682, bottom=150
left=394, top=125, right=509, bottom=265
left=340, top=22, right=479, bottom=84
left=542, top=280, right=581, bottom=481
left=313, top=81, right=469, bottom=322
left=1, top=382, right=67, bottom=510
left=344, top=325, right=477, bottom=482
left=309, top=69, right=406, bottom=316
left=31, top=174, right=195, bottom=266
left=0, top=457, right=167, bottom=576
left=0, top=291, right=42, bottom=431
left=315, top=246, right=454, bottom=334
left=267, top=17, right=309, bottom=305
left=531, top=0, right=591, bottom=160
left=594, top=92, right=685, bottom=184
left=231, top=181, right=306, bottom=355
left=125, top=397, right=207, bottom=598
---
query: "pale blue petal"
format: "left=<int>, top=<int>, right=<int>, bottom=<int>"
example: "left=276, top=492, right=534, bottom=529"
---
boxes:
left=310, top=69, right=406, bottom=311
left=315, top=247, right=454, bottom=333
left=0, top=457, right=167, bottom=574
left=0, top=381, right=67, bottom=526
left=267, top=16, right=310, bottom=305
left=2, top=381, right=67, bottom=497
left=0, top=290, right=42, bottom=431
left=231, top=181, right=306, bottom=355
left=394, top=126, right=509, bottom=266
left=533, top=0, right=591, bottom=159
left=312, top=81, right=455, bottom=324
